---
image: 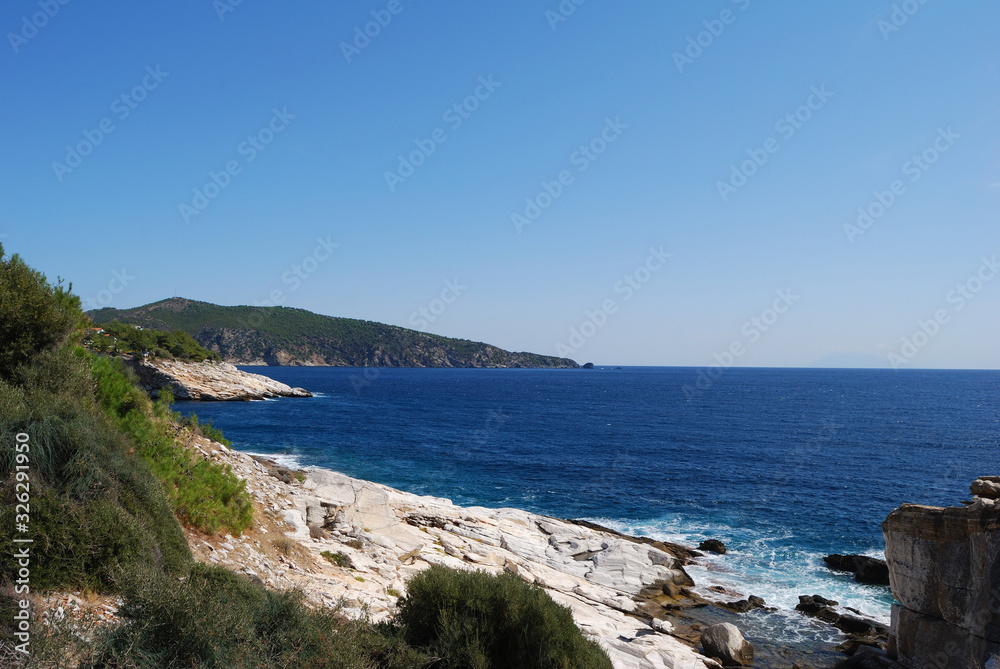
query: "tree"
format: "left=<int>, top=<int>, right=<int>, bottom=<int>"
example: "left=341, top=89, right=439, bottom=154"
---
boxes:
left=0, top=244, right=83, bottom=380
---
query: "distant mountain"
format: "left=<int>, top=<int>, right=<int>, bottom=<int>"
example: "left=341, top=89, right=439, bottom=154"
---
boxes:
left=87, top=298, right=578, bottom=368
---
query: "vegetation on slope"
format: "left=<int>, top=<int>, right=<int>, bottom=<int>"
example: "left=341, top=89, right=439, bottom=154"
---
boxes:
left=0, top=244, right=609, bottom=668
left=89, top=298, right=578, bottom=368
left=84, top=321, right=221, bottom=362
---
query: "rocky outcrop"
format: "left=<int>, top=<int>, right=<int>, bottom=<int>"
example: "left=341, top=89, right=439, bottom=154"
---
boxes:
left=127, top=357, right=311, bottom=401
left=824, top=554, right=890, bottom=585
left=185, top=435, right=716, bottom=669
left=700, top=623, right=753, bottom=667
left=882, top=478, right=1000, bottom=669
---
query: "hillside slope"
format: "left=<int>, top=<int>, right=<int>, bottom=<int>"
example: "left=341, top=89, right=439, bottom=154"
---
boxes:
left=88, top=298, right=578, bottom=368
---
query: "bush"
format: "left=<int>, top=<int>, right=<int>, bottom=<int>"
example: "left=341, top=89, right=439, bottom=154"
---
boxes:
left=92, top=564, right=430, bottom=669
left=0, top=354, right=191, bottom=592
left=397, top=566, right=612, bottom=669
left=89, top=356, right=253, bottom=535
left=0, top=244, right=82, bottom=381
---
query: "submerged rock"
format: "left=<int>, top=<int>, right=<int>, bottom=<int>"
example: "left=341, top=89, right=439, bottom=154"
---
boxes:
left=701, top=622, right=754, bottom=666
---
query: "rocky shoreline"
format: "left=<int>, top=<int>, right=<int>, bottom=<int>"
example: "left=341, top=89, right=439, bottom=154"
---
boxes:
left=125, top=357, right=312, bottom=401
left=180, top=432, right=901, bottom=669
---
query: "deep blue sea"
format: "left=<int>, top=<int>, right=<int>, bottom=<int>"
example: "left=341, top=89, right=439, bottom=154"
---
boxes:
left=179, top=366, right=999, bottom=645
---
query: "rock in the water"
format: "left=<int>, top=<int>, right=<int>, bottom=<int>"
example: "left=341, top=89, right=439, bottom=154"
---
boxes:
left=722, top=595, right=770, bottom=613
left=701, top=622, right=754, bottom=666
left=971, top=477, right=1000, bottom=500
left=582, top=362, right=595, bottom=369
left=883, top=488, right=1000, bottom=668
left=699, top=539, right=727, bottom=554
left=823, top=554, right=890, bottom=586
left=795, top=594, right=838, bottom=614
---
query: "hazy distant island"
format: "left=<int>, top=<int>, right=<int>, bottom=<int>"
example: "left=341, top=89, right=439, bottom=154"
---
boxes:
left=88, top=297, right=579, bottom=369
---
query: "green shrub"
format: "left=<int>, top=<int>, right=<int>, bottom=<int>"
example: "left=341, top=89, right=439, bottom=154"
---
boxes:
left=0, top=355, right=191, bottom=592
left=0, top=244, right=83, bottom=382
left=397, top=566, right=612, bottom=669
left=89, top=356, right=252, bottom=535
left=320, top=551, right=352, bottom=568
left=93, top=563, right=430, bottom=669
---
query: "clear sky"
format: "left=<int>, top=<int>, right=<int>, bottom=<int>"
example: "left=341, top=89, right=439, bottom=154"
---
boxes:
left=3, top=1, right=998, bottom=368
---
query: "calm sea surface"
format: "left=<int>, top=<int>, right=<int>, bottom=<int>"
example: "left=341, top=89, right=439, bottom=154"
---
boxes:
left=179, top=366, right=1000, bottom=646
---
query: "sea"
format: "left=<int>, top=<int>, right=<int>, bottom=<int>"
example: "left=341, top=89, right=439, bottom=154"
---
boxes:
left=178, top=366, right=1000, bottom=651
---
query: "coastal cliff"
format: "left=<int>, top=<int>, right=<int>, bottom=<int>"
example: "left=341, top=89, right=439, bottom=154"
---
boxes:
left=882, top=477, right=1000, bottom=669
left=126, top=357, right=312, bottom=401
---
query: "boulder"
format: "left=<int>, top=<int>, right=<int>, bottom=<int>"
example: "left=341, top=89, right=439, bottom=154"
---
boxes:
left=722, top=595, right=770, bottom=613
left=701, top=623, right=754, bottom=666
left=972, top=477, right=1000, bottom=500
left=823, top=554, right=890, bottom=586
left=699, top=539, right=727, bottom=554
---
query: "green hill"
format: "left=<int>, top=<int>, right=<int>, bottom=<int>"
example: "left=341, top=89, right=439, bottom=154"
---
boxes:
left=87, top=298, right=578, bottom=368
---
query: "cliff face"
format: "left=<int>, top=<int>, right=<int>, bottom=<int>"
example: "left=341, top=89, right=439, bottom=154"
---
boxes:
left=882, top=478, right=1000, bottom=669
left=127, top=357, right=312, bottom=401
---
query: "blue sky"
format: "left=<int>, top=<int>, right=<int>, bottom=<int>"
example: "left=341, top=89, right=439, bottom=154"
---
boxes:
left=3, top=1, right=998, bottom=368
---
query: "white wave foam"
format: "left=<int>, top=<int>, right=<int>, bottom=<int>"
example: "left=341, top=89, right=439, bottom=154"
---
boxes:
left=242, top=451, right=307, bottom=470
